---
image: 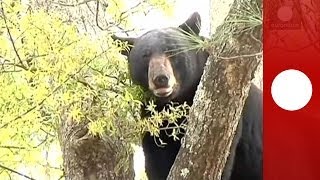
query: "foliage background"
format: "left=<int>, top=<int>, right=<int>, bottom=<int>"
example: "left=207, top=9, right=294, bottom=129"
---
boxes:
left=0, top=0, right=176, bottom=179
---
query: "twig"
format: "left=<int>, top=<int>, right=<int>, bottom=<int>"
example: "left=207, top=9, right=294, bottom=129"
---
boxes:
left=52, top=0, right=95, bottom=7
left=0, top=146, right=26, bottom=149
left=0, top=164, right=36, bottom=180
left=1, top=2, right=28, bottom=70
left=218, top=52, right=262, bottom=60
left=95, top=0, right=105, bottom=30
left=77, top=79, right=95, bottom=90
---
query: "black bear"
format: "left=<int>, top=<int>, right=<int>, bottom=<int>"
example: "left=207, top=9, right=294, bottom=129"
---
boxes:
left=113, top=12, right=262, bottom=180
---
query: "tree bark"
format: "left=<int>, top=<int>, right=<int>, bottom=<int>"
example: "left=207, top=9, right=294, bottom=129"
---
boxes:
left=167, top=0, right=262, bottom=179
left=58, top=112, right=134, bottom=180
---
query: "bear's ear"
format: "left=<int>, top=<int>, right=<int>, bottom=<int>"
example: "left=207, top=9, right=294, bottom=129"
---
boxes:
left=179, top=12, right=201, bottom=35
left=111, top=35, right=136, bottom=57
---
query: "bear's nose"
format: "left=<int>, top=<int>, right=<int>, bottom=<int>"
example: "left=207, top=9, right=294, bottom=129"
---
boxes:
left=154, top=75, right=169, bottom=88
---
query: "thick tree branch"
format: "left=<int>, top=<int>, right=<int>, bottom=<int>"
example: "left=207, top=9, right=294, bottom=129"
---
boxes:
left=167, top=0, right=262, bottom=179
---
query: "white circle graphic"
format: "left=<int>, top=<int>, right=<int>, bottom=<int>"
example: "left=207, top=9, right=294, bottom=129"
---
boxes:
left=271, top=69, right=312, bottom=111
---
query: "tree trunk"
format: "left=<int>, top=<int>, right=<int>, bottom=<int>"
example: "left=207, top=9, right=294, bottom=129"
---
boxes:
left=167, top=0, right=262, bottom=179
left=58, top=112, right=134, bottom=180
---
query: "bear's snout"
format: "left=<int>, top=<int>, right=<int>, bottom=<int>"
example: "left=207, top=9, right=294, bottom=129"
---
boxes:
left=148, top=55, right=177, bottom=97
left=153, top=74, right=169, bottom=88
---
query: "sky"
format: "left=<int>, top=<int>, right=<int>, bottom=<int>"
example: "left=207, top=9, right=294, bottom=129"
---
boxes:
left=130, top=0, right=210, bottom=37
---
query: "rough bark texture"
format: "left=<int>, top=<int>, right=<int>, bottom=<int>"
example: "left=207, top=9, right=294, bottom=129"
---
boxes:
left=167, top=0, right=262, bottom=179
left=58, top=113, right=134, bottom=180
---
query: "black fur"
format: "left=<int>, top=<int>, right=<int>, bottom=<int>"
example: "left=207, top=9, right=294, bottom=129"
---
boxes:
left=113, top=12, right=262, bottom=180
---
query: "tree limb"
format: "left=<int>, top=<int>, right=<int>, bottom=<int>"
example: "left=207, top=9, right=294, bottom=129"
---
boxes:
left=0, top=164, right=36, bottom=180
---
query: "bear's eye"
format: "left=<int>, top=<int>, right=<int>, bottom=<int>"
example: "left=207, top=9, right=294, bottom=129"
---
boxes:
left=142, top=49, right=151, bottom=58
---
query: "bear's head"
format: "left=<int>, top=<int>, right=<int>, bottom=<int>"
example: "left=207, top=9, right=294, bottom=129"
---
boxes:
left=113, top=12, right=209, bottom=104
